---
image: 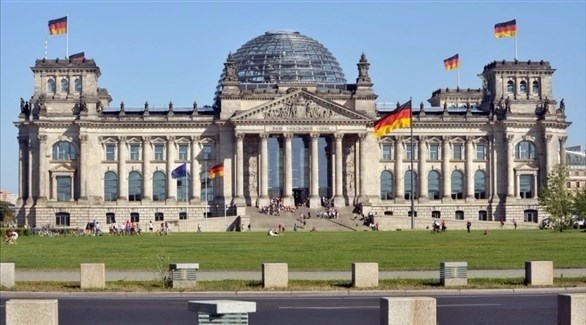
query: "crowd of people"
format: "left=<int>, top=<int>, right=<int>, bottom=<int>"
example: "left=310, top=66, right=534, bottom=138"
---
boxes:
left=259, top=197, right=297, bottom=216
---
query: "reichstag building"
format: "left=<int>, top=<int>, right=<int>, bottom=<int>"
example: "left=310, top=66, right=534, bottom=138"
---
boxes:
left=14, top=30, right=570, bottom=230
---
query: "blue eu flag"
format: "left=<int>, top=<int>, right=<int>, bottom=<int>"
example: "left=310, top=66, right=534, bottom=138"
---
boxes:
left=171, top=163, right=187, bottom=179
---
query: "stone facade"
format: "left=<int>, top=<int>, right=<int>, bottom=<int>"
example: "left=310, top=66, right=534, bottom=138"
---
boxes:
left=13, top=33, right=569, bottom=231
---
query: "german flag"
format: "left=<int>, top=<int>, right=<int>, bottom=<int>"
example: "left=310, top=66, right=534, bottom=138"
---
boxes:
left=68, top=52, right=85, bottom=61
left=209, top=163, right=224, bottom=179
left=373, top=100, right=412, bottom=137
left=494, top=19, right=516, bottom=38
left=48, top=16, right=67, bottom=35
left=443, top=54, right=459, bottom=70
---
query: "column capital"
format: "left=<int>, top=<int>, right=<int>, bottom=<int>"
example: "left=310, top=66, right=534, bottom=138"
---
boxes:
left=166, top=136, right=176, bottom=143
left=190, top=135, right=200, bottom=143
left=506, top=134, right=515, bottom=143
left=545, top=134, right=553, bottom=143
left=441, top=135, right=450, bottom=142
left=419, top=136, right=427, bottom=143
left=118, top=136, right=127, bottom=144
left=558, top=135, right=567, bottom=144
left=358, top=132, right=367, bottom=141
left=235, top=133, right=245, bottom=141
left=283, top=133, right=293, bottom=139
left=310, top=132, right=320, bottom=139
left=79, top=134, right=89, bottom=143
left=259, top=133, right=269, bottom=140
left=142, top=136, right=151, bottom=144
left=38, top=134, right=48, bottom=143
left=465, top=135, right=474, bottom=143
left=334, top=133, right=344, bottom=141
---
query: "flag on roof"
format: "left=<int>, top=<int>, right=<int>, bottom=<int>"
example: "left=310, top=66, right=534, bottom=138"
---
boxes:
left=443, top=54, right=459, bottom=70
left=373, top=100, right=412, bottom=137
left=494, top=19, right=517, bottom=38
left=48, top=16, right=67, bottom=35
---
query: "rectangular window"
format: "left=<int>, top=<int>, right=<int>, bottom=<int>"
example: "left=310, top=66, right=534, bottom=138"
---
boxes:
left=455, top=211, right=464, bottom=220
left=106, top=213, right=116, bottom=224
left=178, top=144, right=189, bottom=161
left=431, top=211, right=441, bottom=219
left=179, top=212, right=187, bottom=220
left=429, top=144, right=439, bottom=160
left=382, top=144, right=393, bottom=160
left=154, top=212, right=164, bottom=221
left=520, top=175, right=534, bottom=198
left=55, top=213, right=70, bottom=226
left=478, top=210, right=488, bottom=221
left=130, top=144, right=141, bottom=161
left=202, top=144, right=213, bottom=160
left=452, top=144, right=463, bottom=160
left=56, top=176, right=71, bottom=201
left=105, top=144, right=116, bottom=161
left=406, top=144, right=417, bottom=160
left=154, top=144, right=164, bottom=161
left=476, top=144, right=486, bottom=160
left=130, top=212, right=140, bottom=223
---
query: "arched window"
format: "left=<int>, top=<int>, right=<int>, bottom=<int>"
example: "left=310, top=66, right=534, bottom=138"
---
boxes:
left=451, top=170, right=464, bottom=199
left=380, top=170, right=394, bottom=200
left=47, top=78, right=56, bottom=93
left=128, top=171, right=143, bottom=201
left=104, top=171, right=118, bottom=201
left=404, top=170, right=418, bottom=200
left=515, top=141, right=536, bottom=159
left=474, top=170, right=487, bottom=199
left=507, top=80, right=514, bottom=93
left=201, top=171, right=214, bottom=202
left=177, top=172, right=191, bottom=202
left=52, top=141, right=77, bottom=160
left=428, top=170, right=441, bottom=200
left=532, top=81, right=539, bottom=93
left=74, top=78, right=82, bottom=93
left=152, top=171, right=166, bottom=201
left=60, top=78, right=69, bottom=93
left=520, top=80, right=527, bottom=93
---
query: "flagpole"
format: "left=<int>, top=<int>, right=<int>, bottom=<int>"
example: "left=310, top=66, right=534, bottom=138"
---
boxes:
left=514, top=17, right=518, bottom=60
left=66, top=14, right=69, bottom=58
left=205, top=160, right=208, bottom=231
left=457, top=65, right=460, bottom=89
left=409, top=97, right=415, bottom=230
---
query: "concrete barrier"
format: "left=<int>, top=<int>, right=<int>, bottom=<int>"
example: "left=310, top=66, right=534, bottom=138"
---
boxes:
left=6, top=299, right=59, bottom=325
left=0, top=262, right=15, bottom=288
left=80, top=263, right=105, bottom=289
left=169, top=263, right=199, bottom=289
left=440, top=261, right=467, bottom=287
left=524, top=261, right=553, bottom=286
left=558, top=293, right=586, bottom=325
left=380, top=297, right=436, bottom=325
left=352, top=262, right=379, bottom=288
left=189, top=300, right=256, bottom=325
left=262, top=263, right=288, bottom=288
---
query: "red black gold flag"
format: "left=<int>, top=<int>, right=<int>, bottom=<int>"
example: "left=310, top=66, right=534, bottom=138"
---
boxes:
left=443, top=54, right=459, bottom=70
left=48, top=16, right=67, bottom=35
left=209, top=163, right=224, bottom=179
left=373, top=100, right=412, bottom=137
left=68, top=52, right=85, bottom=61
left=494, top=19, right=517, bottom=38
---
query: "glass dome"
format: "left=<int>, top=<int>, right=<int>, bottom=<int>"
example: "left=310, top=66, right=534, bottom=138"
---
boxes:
left=230, top=30, right=347, bottom=84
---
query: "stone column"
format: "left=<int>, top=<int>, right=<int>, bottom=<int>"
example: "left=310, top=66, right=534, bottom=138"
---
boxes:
left=334, top=133, right=344, bottom=207
left=418, top=136, right=428, bottom=201
left=358, top=133, right=368, bottom=202
left=235, top=133, right=245, bottom=199
left=18, top=136, right=28, bottom=202
left=27, top=138, right=33, bottom=204
left=395, top=137, right=405, bottom=201
left=167, top=137, right=177, bottom=200
left=559, top=136, right=567, bottom=165
left=283, top=133, right=293, bottom=206
left=38, top=134, right=48, bottom=200
left=442, top=136, right=451, bottom=201
left=78, top=134, right=88, bottom=200
left=142, top=137, right=152, bottom=200
left=465, top=136, right=474, bottom=201
left=506, top=135, right=515, bottom=198
left=543, top=134, right=553, bottom=187
left=191, top=136, right=200, bottom=201
left=259, top=134, right=269, bottom=206
left=118, top=137, right=127, bottom=200
left=309, top=133, right=321, bottom=208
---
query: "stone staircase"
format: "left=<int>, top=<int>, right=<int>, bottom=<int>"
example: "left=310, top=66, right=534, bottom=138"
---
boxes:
left=246, top=206, right=368, bottom=232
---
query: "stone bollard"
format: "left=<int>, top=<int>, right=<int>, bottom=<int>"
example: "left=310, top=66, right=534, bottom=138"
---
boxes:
left=6, top=299, right=59, bottom=325
left=169, top=263, right=199, bottom=289
left=558, top=293, right=586, bottom=325
left=189, top=300, right=256, bottom=325
left=440, top=261, right=467, bottom=287
left=524, top=261, right=553, bottom=286
left=80, top=263, right=105, bottom=289
left=0, top=262, right=15, bottom=288
left=380, top=297, right=436, bottom=325
left=262, top=263, right=288, bottom=288
left=352, top=262, right=379, bottom=288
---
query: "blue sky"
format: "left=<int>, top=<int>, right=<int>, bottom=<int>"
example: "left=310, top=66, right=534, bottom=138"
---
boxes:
left=1, top=1, right=585, bottom=194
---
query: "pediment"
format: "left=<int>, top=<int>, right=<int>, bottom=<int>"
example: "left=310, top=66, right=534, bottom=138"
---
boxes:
left=49, top=163, right=76, bottom=173
left=514, top=162, right=539, bottom=171
left=231, top=90, right=372, bottom=123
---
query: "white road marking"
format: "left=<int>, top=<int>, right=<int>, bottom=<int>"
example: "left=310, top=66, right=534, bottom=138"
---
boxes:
left=438, top=303, right=502, bottom=307
left=279, top=306, right=378, bottom=310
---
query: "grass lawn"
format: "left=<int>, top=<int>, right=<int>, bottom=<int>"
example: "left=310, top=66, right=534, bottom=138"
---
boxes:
left=1, top=229, right=585, bottom=271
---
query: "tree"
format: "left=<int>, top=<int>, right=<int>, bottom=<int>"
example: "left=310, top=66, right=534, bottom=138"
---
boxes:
left=0, top=200, right=15, bottom=226
left=539, top=164, right=574, bottom=232
left=574, top=187, right=586, bottom=217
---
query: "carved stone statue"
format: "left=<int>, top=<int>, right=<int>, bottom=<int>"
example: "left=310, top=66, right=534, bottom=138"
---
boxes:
left=559, top=98, right=565, bottom=113
left=543, top=97, right=550, bottom=113
left=79, top=95, right=87, bottom=112
left=505, top=96, right=511, bottom=112
left=120, top=101, right=125, bottom=111
left=37, top=93, right=47, bottom=112
left=96, top=100, right=103, bottom=113
left=144, top=101, right=149, bottom=110
left=223, top=53, right=237, bottom=82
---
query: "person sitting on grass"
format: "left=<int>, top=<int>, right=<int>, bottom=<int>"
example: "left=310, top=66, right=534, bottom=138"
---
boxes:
left=3, top=230, right=18, bottom=244
left=267, top=228, right=280, bottom=236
